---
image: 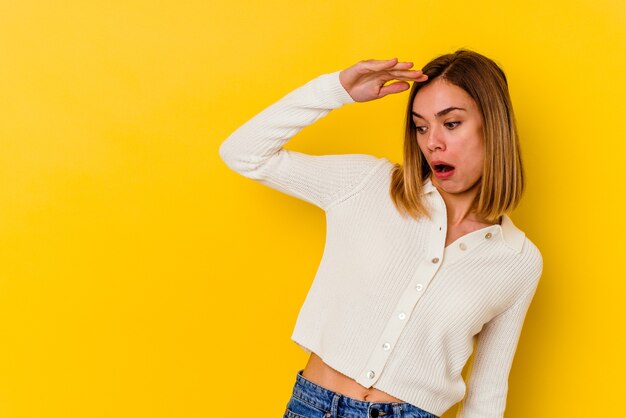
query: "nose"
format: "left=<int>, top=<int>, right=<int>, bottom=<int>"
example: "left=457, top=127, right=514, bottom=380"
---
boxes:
left=426, top=125, right=446, bottom=152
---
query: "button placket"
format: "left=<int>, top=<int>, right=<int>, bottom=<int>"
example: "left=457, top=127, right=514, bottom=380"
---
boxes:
left=356, top=200, right=446, bottom=389
left=358, top=290, right=418, bottom=386
left=359, top=260, right=444, bottom=387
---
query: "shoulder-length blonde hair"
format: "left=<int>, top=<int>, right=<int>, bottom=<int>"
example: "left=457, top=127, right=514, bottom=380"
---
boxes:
left=390, top=49, right=525, bottom=224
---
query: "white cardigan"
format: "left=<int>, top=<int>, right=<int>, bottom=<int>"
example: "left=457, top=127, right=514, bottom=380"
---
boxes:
left=218, top=71, right=543, bottom=418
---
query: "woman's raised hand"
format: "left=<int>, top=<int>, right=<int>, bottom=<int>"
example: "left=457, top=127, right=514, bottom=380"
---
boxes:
left=339, top=58, right=428, bottom=103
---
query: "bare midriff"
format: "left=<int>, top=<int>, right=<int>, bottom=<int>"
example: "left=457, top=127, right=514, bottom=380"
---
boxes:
left=301, top=352, right=405, bottom=403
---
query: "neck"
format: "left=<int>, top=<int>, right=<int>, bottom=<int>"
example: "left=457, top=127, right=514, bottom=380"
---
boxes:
left=432, top=177, right=487, bottom=226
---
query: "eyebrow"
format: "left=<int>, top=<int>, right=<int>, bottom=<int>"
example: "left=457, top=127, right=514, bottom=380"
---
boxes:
left=411, top=107, right=466, bottom=119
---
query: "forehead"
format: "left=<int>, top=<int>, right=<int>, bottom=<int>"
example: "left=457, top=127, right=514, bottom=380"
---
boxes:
left=411, top=78, right=477, bottom=113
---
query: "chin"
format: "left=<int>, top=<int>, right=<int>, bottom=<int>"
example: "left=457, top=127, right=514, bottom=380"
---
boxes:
left=442, top=185, right=470, bottom=195
left=434, top=179, right=480, bottom=195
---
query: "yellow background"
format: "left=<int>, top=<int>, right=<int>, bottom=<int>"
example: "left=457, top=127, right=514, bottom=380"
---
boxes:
left=1, top=1, right=624, bottom=417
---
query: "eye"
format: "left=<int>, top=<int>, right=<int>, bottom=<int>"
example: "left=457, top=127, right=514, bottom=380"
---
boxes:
left=415, top=125, right=427, bottom=134
left=444, top=121, right=461, bottom=129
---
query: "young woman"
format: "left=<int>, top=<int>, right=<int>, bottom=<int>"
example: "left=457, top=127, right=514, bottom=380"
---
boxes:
left=219, top=50, right=543, bottom=418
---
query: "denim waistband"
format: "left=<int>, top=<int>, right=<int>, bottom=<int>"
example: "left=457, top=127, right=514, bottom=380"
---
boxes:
left=291, top=370, right=439, bottom=418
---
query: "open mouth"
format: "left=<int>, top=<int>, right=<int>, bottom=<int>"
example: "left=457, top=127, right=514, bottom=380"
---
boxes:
left=433, top=163, right=455, bottom=173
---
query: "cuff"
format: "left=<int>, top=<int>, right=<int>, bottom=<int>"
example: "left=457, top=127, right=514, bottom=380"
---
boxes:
left=318, top=70, right=356, bottom=105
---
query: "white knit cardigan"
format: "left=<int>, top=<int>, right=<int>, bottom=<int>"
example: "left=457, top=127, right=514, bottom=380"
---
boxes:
left=218, top=71, right=543, bottom=418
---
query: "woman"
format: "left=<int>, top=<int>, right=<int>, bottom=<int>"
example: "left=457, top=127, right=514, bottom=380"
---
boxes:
left=219, top=50, right=543, bottom=418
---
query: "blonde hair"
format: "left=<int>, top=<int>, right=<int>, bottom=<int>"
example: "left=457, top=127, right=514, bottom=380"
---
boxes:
left=389, top=49, right=525, bottom=224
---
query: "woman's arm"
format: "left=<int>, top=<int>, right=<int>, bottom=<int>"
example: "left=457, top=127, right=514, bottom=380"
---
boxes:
left=456, top=278, right=542, bottom=418
left=218, top=59, right=426, bottom=211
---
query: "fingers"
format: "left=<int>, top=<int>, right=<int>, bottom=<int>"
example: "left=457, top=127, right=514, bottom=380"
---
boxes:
left=378, top=71, right=428, bottom=88
left=386, top=69, right=426, bottom=79
left=359, top=59, right=426, bottom=80
left=379, top=72, right=429, bottom=98
left=362, top=59, right=426, bottom=80
left=349, top=58, right=428, bottom=100
left=389, top=61, right=414, bottom=70
left=379, top=81, right=411, bottom=97
left=362, top=57, right=418, bottom=72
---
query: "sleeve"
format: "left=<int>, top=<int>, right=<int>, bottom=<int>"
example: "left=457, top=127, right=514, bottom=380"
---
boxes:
left=456, top=281, right=541, bottom=418
left=218, top=70, right=385, bottom=212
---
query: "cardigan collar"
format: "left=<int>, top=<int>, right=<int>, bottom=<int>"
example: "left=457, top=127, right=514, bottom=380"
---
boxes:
left=421, top=177, right=526, bottom=253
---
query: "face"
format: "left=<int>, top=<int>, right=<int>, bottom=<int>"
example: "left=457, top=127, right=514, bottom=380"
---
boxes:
left=411, top=78, right=485, bottom=197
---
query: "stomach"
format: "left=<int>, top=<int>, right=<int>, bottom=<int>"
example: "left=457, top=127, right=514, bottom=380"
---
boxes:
left=301, top=352, right=405, bottom=403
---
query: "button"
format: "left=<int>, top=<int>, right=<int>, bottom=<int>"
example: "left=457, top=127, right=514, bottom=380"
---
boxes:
left=431, top=257, right=440, bottom=263
left=485, top=232, right=493, bottom=239
left=439, top=226, right=442, bottom=231
left=382, top=342, right=391, bottom=350
left=459, top=242, right=467, bottom=251
left=370, top=407, right=380, bottom=418
left=398, top=312, right=406, bottom=320
left=367, top=370, right=376, bottom=379
left=415, top=283, right=423, bottom=291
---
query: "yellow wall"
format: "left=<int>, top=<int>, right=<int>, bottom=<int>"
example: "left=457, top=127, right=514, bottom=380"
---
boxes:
left=1, top=1, right=624, bottom=417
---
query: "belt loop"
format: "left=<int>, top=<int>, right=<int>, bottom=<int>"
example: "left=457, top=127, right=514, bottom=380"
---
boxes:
left=392, top=403, right=403, bottom=418
left=327, top=393, right=340, bottom=418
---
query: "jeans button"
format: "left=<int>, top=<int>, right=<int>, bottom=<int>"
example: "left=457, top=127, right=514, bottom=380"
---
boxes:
left=370, top=407, right=380, bottom=418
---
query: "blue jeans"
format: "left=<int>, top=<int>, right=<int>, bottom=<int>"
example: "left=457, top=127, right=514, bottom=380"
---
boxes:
left=284, top=370, right=439, bottom=418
